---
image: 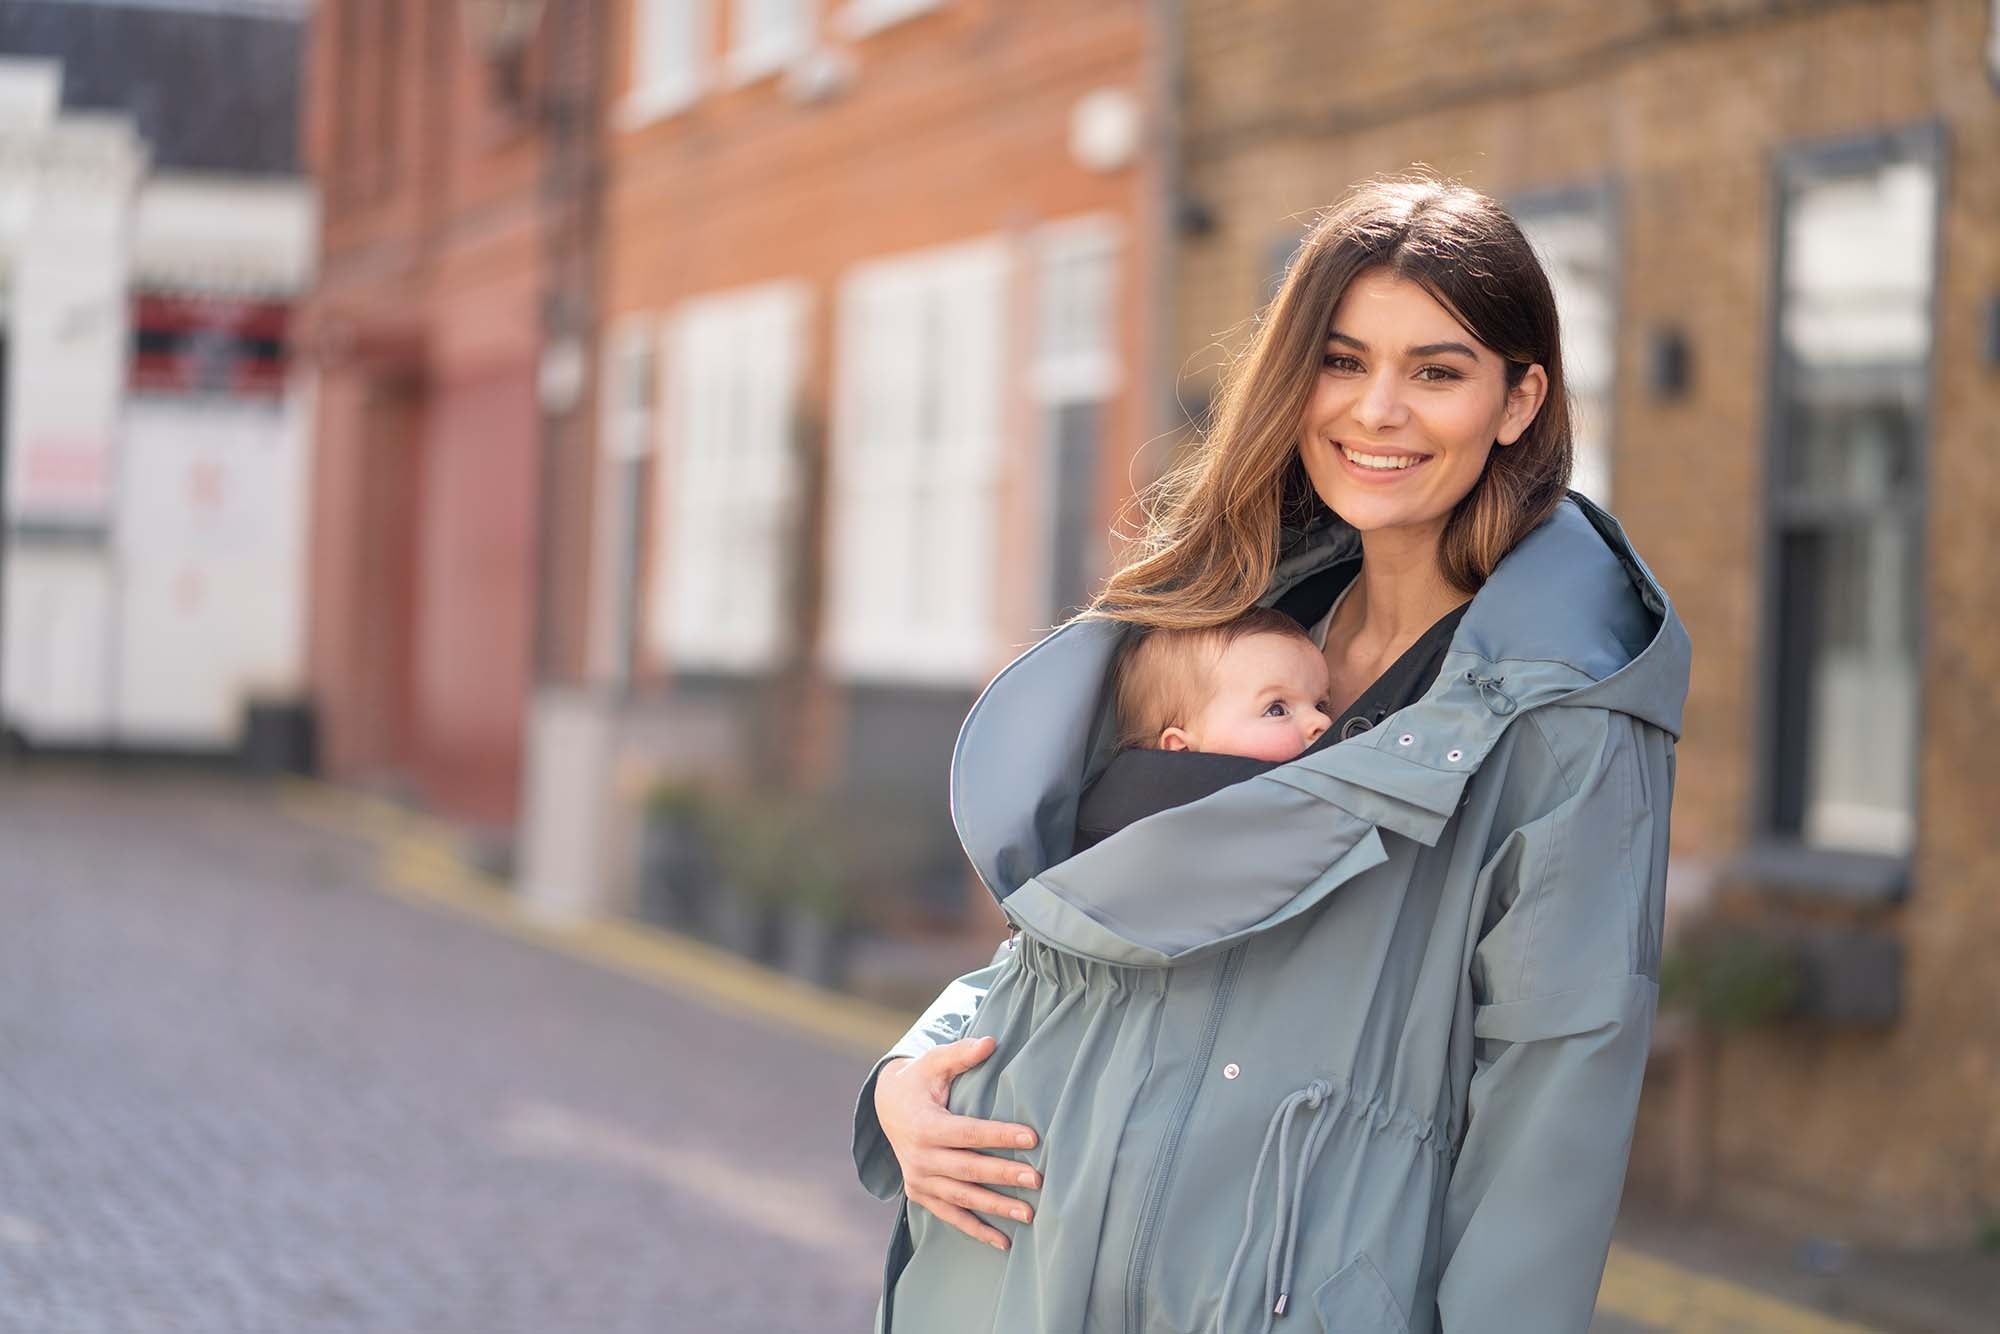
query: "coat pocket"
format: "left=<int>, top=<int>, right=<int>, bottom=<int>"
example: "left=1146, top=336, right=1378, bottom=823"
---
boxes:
left=1311, top=1252, right=1410, bottom=1334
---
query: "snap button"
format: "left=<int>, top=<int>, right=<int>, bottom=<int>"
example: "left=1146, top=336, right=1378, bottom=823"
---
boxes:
left=1397, top=733, right=1415, bottom=746
left=1447, top=748, right=1463, bottom=762
left=1222, top=1062, right=1241, bottom=1080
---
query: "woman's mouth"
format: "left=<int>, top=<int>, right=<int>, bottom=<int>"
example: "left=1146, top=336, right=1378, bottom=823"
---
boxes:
left=1337, top=442, right=1432, bottom=479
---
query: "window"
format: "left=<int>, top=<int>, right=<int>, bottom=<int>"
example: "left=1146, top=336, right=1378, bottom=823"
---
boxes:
left=729, top=0, right=812, bottom=83
left=1763, top=127, right=1940, bottom=862
left=590, top=318, right=658, bottom=686
left=1513, top=186, right=1619, bottom=510
left=650, top=283, right=809, bottom=673
left=837, top=0, right=940, bottom=40
left=826, top=239, right=1008, bottom=683
left=1031, top=217, right=1120, bottom=625
left=626, top=0, right=712, bottom=124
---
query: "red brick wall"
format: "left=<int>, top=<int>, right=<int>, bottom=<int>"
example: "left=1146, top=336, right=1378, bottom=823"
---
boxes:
left=303, top=0, right=554, bottom=825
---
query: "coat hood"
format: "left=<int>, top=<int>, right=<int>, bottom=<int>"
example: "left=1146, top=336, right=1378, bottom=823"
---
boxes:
left=948, top=491, right=1691, bottom=922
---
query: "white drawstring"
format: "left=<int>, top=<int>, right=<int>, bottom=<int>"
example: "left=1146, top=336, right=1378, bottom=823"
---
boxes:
left=1213, top=1079, right=1340, bottom=1332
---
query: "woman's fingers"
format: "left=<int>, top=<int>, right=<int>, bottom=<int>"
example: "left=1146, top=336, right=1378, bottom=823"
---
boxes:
left=913, top=1175, right=1035, bottom=1228
left=929, top=1146, right=1042, bottom=1192
left=930, top=1108, right=1038, bottom=1151
left=918, top=1035, right=998, bottom=1090
left=916, top=1196, right=1013, bottom=1253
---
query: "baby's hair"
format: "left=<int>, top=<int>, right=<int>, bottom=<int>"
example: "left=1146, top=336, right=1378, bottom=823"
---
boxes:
left=1108, top=606, right=1317, bottom=751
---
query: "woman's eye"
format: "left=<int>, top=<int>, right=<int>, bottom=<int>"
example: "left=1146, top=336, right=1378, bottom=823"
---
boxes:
left=1415, top=365, right=1462, bottom=382
left=1321, top=353, right=1362, bottom=372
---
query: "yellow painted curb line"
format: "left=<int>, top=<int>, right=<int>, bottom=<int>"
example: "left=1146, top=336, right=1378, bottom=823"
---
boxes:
left=273, top=778, right=910, bottom=1056
left=1597, top=1244, right=1884, bottom=1332
left=274, top=777, right=1885, bottom=1334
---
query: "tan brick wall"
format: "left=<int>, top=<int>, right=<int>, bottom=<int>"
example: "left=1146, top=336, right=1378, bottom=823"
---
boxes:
left=1179, top=0, right=2000, bottom=1245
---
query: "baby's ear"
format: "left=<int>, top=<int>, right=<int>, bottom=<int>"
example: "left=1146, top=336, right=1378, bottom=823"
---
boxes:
left=1159, top=727, right=1193, bottom=752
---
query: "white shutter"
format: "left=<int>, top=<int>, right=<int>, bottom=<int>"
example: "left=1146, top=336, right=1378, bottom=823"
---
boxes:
left=628, top=0, right=711, bottom=120
left=651, top=281, right=807, bottom=672
left=825, top=238, right=1009, bottom=683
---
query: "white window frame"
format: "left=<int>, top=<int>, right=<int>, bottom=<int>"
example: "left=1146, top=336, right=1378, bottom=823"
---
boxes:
left=649, top=282, right=810, bottom=674
left=1029, top=215, right=1121, bottom=627
left=621, top=0, right=713, bottom=128
left=836, top=0, right=940, bottom=41
left=728, top=0, right=813, bottom=84
left=588, top=317, right=659, bottom=684
left=824, top=237, right=1009, bottom=685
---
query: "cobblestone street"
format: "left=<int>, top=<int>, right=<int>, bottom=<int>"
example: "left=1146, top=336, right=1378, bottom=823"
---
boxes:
left=0, top=770, right=890, bottom=1333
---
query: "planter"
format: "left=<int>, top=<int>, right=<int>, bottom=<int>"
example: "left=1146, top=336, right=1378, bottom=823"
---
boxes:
left=705, top=887, right=783, bottom=963
left=637, top=811, right=715, bottom=931
left=777, top=906, right=856, bottom=990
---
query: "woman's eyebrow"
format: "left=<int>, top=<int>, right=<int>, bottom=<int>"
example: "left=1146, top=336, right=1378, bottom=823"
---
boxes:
left=1326, top=331, right=1478, bottom=358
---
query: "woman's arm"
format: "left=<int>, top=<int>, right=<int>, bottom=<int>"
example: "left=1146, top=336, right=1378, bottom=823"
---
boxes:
left=851, top=936, right=1016, bottom=1199
left=852, top=938, right=1044, bottom=1252
left=1435, top=707, right=1675, bottom=1333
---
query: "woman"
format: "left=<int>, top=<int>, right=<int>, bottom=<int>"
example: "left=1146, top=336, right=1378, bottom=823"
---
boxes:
left=850, top=174, right=1691, bottom=1334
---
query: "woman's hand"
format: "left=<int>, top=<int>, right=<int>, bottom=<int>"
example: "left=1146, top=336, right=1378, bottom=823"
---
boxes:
left=874, top=1035, right=1042, bottom=1252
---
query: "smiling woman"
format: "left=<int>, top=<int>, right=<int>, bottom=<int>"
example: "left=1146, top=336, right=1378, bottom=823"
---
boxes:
left=853, top=172, right=1688, bottom=1334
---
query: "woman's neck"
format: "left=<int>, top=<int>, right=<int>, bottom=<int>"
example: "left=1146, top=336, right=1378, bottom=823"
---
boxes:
left=1333, top=523, right=1470, bottom=662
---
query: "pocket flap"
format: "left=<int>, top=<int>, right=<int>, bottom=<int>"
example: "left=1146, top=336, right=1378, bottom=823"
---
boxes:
left=1311, top=1252, right=1409, bottom=1333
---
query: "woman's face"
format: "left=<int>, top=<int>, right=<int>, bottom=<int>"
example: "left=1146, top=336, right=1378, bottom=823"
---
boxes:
left=1298, top=267, right=1547, bottom=542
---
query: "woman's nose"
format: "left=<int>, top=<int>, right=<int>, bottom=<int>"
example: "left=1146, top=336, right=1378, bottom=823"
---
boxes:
left=1351, top=371, right=1407, bottom=432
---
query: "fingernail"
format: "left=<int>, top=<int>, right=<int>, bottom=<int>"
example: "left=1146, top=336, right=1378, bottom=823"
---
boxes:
left=1013, top=1207, right=1031, bottom=1222
left=992, top=1238, right=1009, bottom=1252
left=1016, top=1131, right=1035, bottom=1148
left=1017, top=1169, right=1037, bottom=1187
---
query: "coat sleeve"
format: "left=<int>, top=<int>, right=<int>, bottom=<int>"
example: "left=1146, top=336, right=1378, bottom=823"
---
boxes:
left=1435, top=709, right=1673, bottom=1333
left=850, top=936, right=1017, bottom=1202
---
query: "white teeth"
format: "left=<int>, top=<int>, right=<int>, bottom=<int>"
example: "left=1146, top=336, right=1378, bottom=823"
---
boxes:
left=1341, top=445, right=1426, bottom=471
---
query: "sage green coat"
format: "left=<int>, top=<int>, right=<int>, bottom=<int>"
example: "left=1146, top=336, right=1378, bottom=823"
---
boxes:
left=851, top=492, right=1691, bottom=1334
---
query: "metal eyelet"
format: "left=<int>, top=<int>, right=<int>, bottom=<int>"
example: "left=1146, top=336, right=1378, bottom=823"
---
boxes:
left=1397, top=733, right=1415, bottom=746
left=1447, top=748, right=1463, bottom=762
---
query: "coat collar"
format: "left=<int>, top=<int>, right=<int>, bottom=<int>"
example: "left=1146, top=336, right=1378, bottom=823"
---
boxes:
left=949, top=491, right=1691, bottom=909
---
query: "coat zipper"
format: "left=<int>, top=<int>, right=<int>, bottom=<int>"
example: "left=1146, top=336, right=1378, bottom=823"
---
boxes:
left=1125, top=944, right=1245, bottom=1334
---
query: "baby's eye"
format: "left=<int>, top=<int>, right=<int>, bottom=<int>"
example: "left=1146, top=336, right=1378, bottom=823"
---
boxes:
left=1263, top=700, right=1289, bottom=718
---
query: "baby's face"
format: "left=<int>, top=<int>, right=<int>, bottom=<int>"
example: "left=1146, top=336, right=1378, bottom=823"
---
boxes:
left=1161, top=632, right=1334, bottom=762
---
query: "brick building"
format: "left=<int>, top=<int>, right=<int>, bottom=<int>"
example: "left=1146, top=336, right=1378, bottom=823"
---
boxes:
left=1172, top=0, right=2000, bottom=1246
left=301, top=1, right=601, bottom=830
left=516, top=0, right=1159, bottom=926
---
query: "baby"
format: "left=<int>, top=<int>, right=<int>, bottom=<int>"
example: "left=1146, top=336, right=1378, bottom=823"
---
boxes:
left=1108, top=607, right=1334, bottom=763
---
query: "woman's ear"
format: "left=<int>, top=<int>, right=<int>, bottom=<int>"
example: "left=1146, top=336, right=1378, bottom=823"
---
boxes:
left=1159, top=727, right=1194, bottom=752
left=1495, top=363, right=1549, bottom=446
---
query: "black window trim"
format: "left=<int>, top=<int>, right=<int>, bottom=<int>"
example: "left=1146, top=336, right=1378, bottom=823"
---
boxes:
left=1740, top=119, right=1949, bottom=906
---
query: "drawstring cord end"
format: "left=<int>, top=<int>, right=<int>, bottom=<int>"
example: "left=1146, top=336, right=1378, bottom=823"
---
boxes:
left=1272, top=1291, right=1289, bottom=1316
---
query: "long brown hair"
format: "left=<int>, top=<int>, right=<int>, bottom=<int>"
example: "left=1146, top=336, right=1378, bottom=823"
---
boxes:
left=1086, top=171, right=1574, bottom=630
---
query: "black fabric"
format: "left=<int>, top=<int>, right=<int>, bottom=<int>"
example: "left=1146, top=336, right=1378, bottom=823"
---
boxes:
left=1071, top=564, right=1470, bottom=855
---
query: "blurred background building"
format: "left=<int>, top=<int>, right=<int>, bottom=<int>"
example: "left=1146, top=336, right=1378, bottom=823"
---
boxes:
left=0, top=0, right=315, bottom=756
left=2, top=0, right=1987, bottom=1272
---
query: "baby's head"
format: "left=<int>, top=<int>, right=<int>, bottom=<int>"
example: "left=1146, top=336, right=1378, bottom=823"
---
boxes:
left=1109, top=608, right=1333, bottom=763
